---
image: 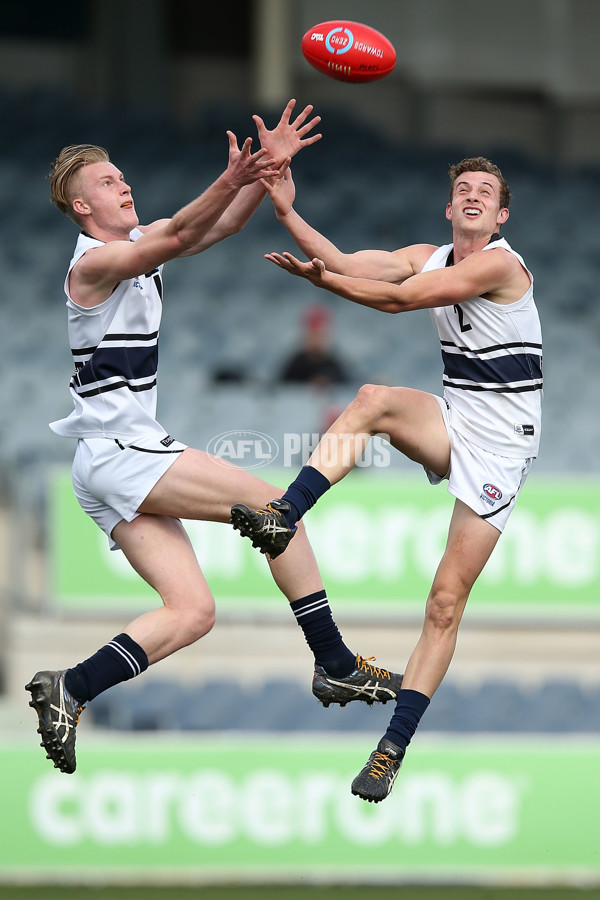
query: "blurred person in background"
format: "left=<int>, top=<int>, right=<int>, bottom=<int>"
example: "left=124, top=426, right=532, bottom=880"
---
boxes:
left=278, top=303, right=352, bottom=389
left=26, top=102, right=402, bottom=776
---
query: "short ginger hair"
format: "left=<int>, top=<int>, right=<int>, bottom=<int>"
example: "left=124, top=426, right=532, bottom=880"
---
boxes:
left=49, top=144, right=110, bottom=223
left=448, top=157, right=511, bottom=210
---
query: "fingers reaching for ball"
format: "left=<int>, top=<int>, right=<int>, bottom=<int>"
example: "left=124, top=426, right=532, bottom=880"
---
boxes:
left=265, top=251, right=326, bottom=281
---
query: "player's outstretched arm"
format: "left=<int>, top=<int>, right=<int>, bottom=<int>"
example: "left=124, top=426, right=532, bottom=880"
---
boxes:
left=264, top=247, right=516, bottom=314
left=71, top=133, right=278, bottom=306
left=178, top=155, right=293, bottom=256
left=262, top=166, right=426, bottom=284
left=264, top=250, right=428, bottom=313
left=262, top=166, right=350, bottom=271
left=168, top=129, right=282, bottom=257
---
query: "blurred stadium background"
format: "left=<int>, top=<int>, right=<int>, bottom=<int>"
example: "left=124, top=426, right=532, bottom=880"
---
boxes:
left=1, top=0, right=600, bottom=893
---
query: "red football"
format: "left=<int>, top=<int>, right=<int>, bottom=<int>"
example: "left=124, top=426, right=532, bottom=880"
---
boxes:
left=301, top=20, right=396, bottom=83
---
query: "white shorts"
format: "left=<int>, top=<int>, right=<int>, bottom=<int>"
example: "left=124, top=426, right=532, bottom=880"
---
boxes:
left=425, top=396, right=533, bottom=533
left=72, top=434, right=188, bottom=550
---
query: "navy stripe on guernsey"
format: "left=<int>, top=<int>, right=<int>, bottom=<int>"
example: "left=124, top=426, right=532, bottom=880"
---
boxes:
left=106, top=639, right=143, bottom=677
left=442, top=350, right=543, bottom=392
left=71, top=332, right=159, bottom=398
left=441, top=341, right=543, bottom=394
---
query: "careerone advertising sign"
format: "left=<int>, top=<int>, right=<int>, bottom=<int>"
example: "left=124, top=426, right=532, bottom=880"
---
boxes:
left=1, top=737, right=599, bottom=882
left=49, top=469, right=600, bottom=618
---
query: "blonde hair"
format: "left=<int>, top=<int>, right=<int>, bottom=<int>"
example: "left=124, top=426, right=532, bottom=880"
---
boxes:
left=448, top=156, right=511, bottom=209
left=49, top=144, right=110, bottom=222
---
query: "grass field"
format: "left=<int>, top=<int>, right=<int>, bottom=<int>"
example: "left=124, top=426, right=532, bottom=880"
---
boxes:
left=1, top=887, right=600, bottom=900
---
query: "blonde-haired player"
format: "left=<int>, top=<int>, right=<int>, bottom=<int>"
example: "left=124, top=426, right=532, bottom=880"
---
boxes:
left=26, top=103, right=403, bottom=775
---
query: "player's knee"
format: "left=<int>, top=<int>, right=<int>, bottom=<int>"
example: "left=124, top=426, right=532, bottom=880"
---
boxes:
left=425, top=587, right=463, bottom=632
left=180, top=603, right=216, bottom=645
left=353, top=383, right=393, bottom=425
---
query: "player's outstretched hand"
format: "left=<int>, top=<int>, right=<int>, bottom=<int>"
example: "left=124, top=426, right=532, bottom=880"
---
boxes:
left=226, top=132, right=279, bottom=187
left=254, top=99, right=322, bottom=165
left=265, top=251, right=326, bottom=284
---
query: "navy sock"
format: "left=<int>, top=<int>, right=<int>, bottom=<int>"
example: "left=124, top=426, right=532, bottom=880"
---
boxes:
left=281, top=466, right=331, bottom=527
left=64, top=633, right=149, bottom=703
left=290, top=590, right=356, bottom=677
left=384, top=689, right=431, bottom=752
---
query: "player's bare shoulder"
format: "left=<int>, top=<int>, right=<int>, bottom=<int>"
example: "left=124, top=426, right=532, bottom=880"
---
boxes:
left=69, top=246, right=121, bottom=308
left=70, top=236, right=140, bottom=307
left=481, top=244, right=531, bottom=305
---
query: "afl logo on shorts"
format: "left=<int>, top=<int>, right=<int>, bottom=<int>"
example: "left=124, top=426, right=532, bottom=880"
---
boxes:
left=483, top=483, right=502, bottom=501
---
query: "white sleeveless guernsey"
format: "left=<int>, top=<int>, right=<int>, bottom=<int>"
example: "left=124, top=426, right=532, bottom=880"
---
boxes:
left=50, top=229, right=167, bottom=440
left=423, top=237, right=542, bottom=458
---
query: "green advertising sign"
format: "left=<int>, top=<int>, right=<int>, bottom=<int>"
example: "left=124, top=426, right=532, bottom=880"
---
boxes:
left=49, top=468, right=600, bottom=618
left=1, top=736, right=599, bottom=882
